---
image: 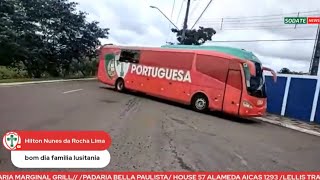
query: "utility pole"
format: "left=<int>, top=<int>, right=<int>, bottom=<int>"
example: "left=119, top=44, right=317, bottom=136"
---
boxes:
left=181, top=0, right=191, bottom=44
left=309, top=24, right=320, bottom=75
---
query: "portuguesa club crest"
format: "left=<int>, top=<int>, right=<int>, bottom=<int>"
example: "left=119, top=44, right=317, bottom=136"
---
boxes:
left=105, top=52, right=130, bottom=80
left=105, top=53, right=116, bottom=79
left=3, top=131, right=21, bottom=150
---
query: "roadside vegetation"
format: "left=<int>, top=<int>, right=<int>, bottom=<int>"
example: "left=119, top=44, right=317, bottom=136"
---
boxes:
left=0, top=0, right=109, bottom=82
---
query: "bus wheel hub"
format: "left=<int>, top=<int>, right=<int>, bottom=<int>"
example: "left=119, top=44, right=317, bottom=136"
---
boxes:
left=117, top=81, right=123, bottom=90
left=196, top=98, right=206, bottom=110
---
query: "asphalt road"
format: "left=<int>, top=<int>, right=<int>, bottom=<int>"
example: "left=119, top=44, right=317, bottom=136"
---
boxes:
left=1, top=80, right=320, bottom=171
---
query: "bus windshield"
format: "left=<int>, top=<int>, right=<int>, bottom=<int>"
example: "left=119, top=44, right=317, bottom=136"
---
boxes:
left=243, top=62, right=267, bottom=98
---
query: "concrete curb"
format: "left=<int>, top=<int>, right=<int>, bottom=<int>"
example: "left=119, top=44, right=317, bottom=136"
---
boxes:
left=256, top=117, right=320, bottom=137
left=0, top=78, right=97, bottom=86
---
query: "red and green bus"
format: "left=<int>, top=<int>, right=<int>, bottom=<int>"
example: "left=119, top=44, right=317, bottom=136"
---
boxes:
left=97, top=44, right=276, bottom=117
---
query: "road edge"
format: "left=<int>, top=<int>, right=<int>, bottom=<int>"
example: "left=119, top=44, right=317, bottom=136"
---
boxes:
left=0, top=78, right=97, bottom=86
left=256, top=117, right=320, bottom=137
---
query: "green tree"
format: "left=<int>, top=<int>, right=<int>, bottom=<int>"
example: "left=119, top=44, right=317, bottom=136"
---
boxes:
left=0, top=0, right=22, bottom=66
left=0, top=0, right=109, bottom=78
left=171, top=26, right=216, bottom=45
left=278, top=68, right=291, bottom=74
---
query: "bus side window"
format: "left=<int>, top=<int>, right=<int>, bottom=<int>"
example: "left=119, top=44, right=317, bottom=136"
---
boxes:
left=119, top=49, right=140, bottom=63
left=140, top=51, right=193, bottom=70
left=196, top=54, right=229, bottom=82
left=227, top=70, right=242, bottom=90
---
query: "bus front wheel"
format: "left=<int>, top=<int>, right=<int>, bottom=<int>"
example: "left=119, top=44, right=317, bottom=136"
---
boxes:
left=191, top=94, right=209, bottom=112
left=115, top=79, right=125, bottom=92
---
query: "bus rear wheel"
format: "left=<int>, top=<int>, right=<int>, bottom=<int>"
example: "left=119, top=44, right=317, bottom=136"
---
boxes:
left=115, top=79, right=125, bottom=92
left=191, top=94, right=209, bottom=112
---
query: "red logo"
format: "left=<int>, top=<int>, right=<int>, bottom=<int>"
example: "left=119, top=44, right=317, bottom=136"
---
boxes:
left=308, top=17, right=320, bottom=24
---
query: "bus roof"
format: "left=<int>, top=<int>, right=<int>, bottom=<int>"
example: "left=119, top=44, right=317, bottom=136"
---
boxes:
left=101, top=44, right=245, bottom=62
left=161, top=45, right=261, bottom=64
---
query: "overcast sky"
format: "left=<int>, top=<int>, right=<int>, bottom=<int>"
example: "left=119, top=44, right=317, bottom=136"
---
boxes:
left=74, top=0, right=320, bottom=72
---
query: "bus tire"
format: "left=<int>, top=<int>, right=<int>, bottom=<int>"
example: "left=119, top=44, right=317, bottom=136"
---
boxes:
left=115, top=78, right=125, bottom=92
left=191, top=93, right=209, bottom=112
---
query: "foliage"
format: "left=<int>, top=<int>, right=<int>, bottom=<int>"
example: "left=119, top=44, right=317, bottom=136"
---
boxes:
left=171, top=26, right=216, bottom=45
left=0, top=66, right=27, bottom=79
left=278, top=68, right=291, bottom=74
left=0, top=0, right=109, bottom=78
left=278, top=68, right=308, bottom=75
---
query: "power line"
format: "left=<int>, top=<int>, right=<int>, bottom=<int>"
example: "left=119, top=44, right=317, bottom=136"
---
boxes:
left=210, top=38, right=316, bottom=43
left=167, top=0, right=176, bottom=42
left=210, top=25, right=318, bottom=29
left=223, top=10, right=320, bottom=19
left=175, top=0, right=185, bottom=25
left=200, top=19, right=287, bottom=24
left=217, top=26, right=318, bottom=31
left=191, top=10, right=320, bottom=21
left=194, top=12, right=320, bottom=31
left=198, top=14, right=320, bottom=24
left=196, top=12, right=320, bottom=23
left=197, top=22, right=319, bottom=30
left=170, top=0, right=176, bottom=20
left=118, top=19, right=318, bottom=30
left=191, top=0, right=213, bottom=29
left=201, top=24, right=316, bottom=30
left=189, top=0, right=201, bottom=18
left=205, top=20, right=319, bottom=25
left=167, top=0, right=184, bottom=43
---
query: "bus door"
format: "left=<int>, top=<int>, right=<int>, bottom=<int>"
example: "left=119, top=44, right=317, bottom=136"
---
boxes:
left=223, top=69, right=243, bottom=115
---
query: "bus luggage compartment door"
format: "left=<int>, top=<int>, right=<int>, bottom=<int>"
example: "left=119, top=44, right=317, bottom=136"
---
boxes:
left=161, top=78, right=190, bottom=104
left=223, top=70, right=242, bottom=115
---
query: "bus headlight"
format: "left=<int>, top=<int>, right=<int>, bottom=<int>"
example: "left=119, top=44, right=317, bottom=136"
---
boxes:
left=243, top=101, right=253, bottom=109
left=257, top=100, right=263, bottom=105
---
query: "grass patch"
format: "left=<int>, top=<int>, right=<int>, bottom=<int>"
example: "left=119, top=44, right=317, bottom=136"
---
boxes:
left=0, top=77, right=96, bottom=83
left=0, top=78, right=36, bottom=83
left=0, top=66, right=96, bottom=83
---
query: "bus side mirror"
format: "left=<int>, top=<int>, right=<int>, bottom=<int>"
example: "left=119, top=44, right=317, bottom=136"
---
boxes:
left=246, top=61, right=256, bottom=76
left=262, top=67, right=277, bottom=83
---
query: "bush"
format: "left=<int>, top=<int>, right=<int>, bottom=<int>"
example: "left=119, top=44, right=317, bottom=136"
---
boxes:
left=0, top=66, right=28, bottom=79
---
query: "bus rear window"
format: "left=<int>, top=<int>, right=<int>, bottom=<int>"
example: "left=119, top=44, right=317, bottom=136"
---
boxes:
left=119, top=49, right=140, bottom=63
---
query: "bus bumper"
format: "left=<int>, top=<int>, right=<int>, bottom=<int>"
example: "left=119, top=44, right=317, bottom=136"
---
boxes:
left=238, top=100, right=267, bottom=117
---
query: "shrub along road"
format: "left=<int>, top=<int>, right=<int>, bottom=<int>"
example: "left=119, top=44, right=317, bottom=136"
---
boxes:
left=0, top=80, right=320, bottom=171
